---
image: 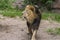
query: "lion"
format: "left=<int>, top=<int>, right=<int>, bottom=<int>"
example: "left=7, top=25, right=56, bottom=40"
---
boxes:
left=22, top=5, right=41, bottom=40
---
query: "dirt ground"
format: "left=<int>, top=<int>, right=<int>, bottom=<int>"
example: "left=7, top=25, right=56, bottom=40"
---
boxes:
left=0, top=15, right=60, bottom=40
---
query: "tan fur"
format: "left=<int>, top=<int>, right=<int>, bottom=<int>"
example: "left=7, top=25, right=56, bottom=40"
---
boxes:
left=31, top=30, right=37, bottom=40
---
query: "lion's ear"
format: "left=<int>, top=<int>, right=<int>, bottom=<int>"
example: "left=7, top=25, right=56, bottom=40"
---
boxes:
left=30, top=7, right=36, bottom=13
left=26, top=5, right=35, bottom=12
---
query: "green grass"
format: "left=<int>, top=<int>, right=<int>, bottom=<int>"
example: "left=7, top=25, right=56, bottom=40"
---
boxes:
left=42, top=12, right=60, bottom=22
left=0, top=9, right=22, bottom=18
left=47, top=28, right=60, bottom=35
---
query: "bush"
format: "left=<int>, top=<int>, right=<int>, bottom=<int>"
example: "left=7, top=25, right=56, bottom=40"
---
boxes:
left=0, top=0, right=15, bottom=10
left=24, top=0, right=55, bottom=11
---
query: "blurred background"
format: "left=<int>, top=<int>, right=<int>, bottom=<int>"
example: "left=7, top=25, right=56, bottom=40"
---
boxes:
left=0, top=0, right=60, bottom=40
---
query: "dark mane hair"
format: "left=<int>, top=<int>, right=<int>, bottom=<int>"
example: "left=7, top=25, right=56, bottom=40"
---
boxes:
left=34, top=5, right=41, bottom=17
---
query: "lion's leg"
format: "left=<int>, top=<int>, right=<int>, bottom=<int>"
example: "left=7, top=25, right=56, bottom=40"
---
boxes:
left=28, top=27, right=32, bottom=36
left=27, top=22, right=33, bottom=37
left=27, top=26, right=33, bottom=39
left=31, top=29, right=37, bottom=40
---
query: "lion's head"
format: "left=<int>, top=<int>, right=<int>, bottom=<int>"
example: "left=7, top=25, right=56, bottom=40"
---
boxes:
left=22, top=5, right=38, bottom=23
